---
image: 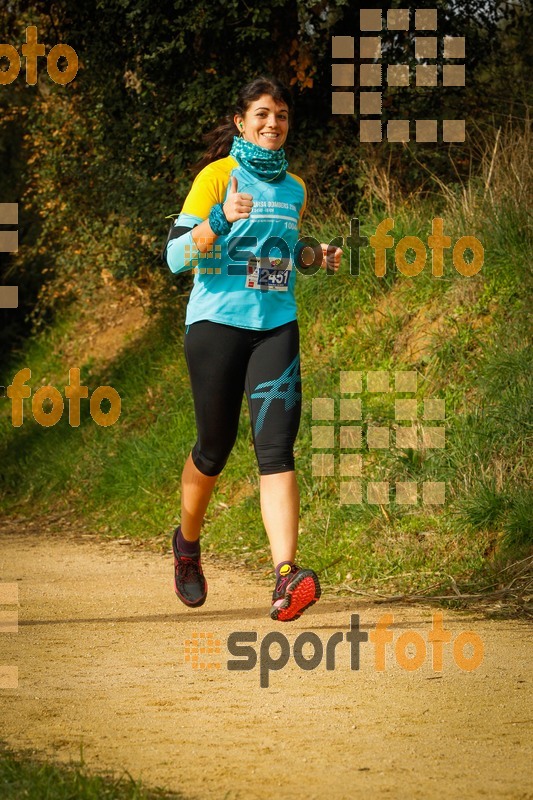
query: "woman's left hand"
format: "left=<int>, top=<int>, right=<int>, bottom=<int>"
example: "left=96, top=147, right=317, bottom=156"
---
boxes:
left=319, top=243, right=343, bottom=272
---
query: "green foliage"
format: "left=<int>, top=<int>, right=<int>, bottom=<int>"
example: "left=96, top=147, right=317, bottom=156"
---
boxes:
left=1, top=163, right=530, bottom=593
left=0, top=1, right=531, bottom=599
left=1, top=0, right=531, bottom=354
left=0, top=742, right=183, bottom=799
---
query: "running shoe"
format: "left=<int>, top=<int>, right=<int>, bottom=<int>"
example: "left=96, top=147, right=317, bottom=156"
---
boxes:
left=270, top=563, right=321, bottom=621
left=172, top=527, right=208, bottom=608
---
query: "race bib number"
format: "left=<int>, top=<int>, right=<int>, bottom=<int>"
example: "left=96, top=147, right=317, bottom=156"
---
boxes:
left=246, top=256, right=291, bottom=292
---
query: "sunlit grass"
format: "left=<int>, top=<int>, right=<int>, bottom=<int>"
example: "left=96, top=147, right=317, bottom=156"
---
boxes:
left=1, top=185, right=531, bottom=593
left=0, top=742, right=184, bottom=800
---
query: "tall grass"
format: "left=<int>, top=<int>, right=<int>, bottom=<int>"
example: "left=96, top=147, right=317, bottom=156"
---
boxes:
left=1, top=120, right=531, bottom=593
left=0, top=742, right=184, bottom=800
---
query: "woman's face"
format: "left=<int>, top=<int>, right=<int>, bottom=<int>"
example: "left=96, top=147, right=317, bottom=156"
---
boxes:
left=235, top=94, right=290, bottom=150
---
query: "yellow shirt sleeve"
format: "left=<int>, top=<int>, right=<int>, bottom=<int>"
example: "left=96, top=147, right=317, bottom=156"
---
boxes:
left=287, top=172, right=307, bottom=227
left=181, top=158, right=237, bottom=220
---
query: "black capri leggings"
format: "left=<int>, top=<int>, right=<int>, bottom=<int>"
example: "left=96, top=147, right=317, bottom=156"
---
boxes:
left=184, top=319, right=301, bottom=476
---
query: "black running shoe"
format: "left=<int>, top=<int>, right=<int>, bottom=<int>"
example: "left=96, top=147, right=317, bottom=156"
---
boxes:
left=270, top=563, right=321, bottom=622
left=172, top=527, right=207, bottom=608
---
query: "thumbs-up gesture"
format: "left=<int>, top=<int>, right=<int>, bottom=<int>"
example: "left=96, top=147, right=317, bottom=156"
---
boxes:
left=222, top=176, right=253, bottom=223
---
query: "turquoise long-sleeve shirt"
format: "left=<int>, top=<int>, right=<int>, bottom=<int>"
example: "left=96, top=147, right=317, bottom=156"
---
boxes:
left=166, top=155, right=307, bottom=331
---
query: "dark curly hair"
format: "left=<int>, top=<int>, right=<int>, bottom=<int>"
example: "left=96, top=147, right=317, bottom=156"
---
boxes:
left=192, top=75, right=293, bottom=175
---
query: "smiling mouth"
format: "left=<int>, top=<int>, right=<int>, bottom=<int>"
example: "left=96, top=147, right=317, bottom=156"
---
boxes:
left=261, top=133, right=280, bottom=139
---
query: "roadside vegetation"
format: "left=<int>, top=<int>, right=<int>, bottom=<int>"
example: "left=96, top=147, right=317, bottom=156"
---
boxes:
left=1, top=122, right=530, bottom=614
left=0, top=742, right=184, bottom=800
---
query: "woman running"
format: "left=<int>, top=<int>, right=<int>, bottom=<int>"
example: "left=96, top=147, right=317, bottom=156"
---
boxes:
left=164, top=75, right=342, bottom=621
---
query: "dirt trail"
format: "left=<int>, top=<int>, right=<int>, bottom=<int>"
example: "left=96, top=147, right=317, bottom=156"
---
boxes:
left=0, top=519, right=532, bottom=800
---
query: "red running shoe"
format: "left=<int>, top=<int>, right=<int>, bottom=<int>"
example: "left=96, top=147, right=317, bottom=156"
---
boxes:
left=172, top=527, right=207, bottom=608
left=270, top=563, right=321, bottom=622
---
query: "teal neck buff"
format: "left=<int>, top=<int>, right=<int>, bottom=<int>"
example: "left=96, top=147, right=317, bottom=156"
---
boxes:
left=229, top=135, right=288, bottom=182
